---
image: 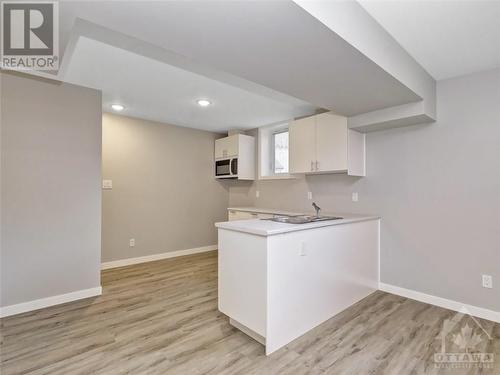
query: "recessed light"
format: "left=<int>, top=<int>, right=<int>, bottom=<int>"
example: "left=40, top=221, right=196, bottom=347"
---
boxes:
left=111, top=104, right=125, bottom=111
left=197, top=99, right=211, bottom=107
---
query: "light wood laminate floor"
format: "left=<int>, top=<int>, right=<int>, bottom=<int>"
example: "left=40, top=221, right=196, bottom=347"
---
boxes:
left=1, top=251, right=499, bottom=374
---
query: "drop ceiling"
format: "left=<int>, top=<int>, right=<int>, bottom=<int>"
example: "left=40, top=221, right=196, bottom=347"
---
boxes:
left=359, top=0, right=500, bottom=80
left=63, top=37, right=317, bottom=132
left=51, top=0, right=423, bottom=131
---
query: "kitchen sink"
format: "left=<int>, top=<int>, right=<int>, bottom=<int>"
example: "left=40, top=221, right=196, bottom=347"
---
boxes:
left=267, top=215, right=343, bottom=224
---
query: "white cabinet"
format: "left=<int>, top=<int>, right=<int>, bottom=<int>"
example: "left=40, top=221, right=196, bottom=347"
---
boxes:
left=215, top=134, right=255, bottom=180
left=316, top=113, right=348, bottom=172
left=215, top=135, right=239, bottom=159
left=289, top=116, right=316, bottom=174
left=228, top=210, right=274, bottom=221
left=289, top=112, right=365, bottom=176
left=228, top=210, right=257, bottom=221
left=217, top=218, right=379, bottom=355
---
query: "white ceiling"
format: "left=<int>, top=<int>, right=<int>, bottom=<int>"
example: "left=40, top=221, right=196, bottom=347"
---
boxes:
left=54, top=1, right=421, bottom=120
left=64, top=37, right=317, bottom=132
left=359, top=0, right=500, bottom=80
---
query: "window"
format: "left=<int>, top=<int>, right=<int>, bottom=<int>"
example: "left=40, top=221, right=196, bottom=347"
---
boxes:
left=273, top=130, right=289, bottom=174
left=258, top=122, right=294, bottom=180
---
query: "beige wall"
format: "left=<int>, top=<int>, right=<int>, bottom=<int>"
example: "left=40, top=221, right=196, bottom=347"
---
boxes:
left=1, top=72, right=102, bottom=308
left=102, top=113, right=229, bottom=262
left=229, top=68, right=500, bottom=313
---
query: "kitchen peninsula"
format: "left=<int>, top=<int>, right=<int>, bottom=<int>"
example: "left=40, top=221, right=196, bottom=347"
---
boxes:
left=215, top=213, right=380, bottom=354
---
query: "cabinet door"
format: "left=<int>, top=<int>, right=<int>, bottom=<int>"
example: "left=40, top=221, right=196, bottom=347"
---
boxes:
left=228, top=210, right=239, bottom=221
left=289, top=116, right=316, bottom=173
left=315, top=113, right=348, bottom=172
left=228, top=210, right=256, bottom=221
left=215, top=135, right=239, bottom=159
left=257, top=213, right=274, bottom=220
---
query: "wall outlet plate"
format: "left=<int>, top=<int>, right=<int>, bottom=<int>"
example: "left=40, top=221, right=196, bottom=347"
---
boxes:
left=307, top=191, right=313, bottom=200
left=129, top=238, right=135, bottom=247
left=352, top=192, right=359, bottom=202
left=102, top=180, right=113, bottom=189
left=299, top=241, right=307, bottom=256
left=482, top=274, right=493, bottom=289
left=256, top=190, right=260, bottom=198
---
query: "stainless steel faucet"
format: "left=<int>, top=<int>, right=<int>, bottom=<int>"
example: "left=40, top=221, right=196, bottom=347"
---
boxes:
left=312, top=202, right=321, bottom=217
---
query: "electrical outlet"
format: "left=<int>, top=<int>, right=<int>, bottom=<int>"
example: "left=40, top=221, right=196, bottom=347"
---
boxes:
left=352, top=192, right=359, bottom=202
left=482, top=274, right=493, bottom=289
left=299, top=241, right=307, bottom=256
left=256, top=190, right=260, bottom=198
left=307, top=191, right=313, bottom=200
left=129, top=238, right=135, bottom=247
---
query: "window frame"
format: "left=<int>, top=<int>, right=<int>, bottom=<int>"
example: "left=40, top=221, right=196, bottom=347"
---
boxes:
left=271, top=129, right=289, bottom=175
left=257, top=121, right=297, bottom=180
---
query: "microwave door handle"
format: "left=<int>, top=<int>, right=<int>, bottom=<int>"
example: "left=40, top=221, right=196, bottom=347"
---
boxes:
left=230, top=159, right=238, bottom=175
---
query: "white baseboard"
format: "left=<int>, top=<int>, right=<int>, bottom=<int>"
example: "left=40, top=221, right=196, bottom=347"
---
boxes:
left=101, top=245, right=218, bottom=270
left=230, top=318, right=266, bottom=345
left=0, top=286, right=102, bottom=319
left=379, top=282, right=500, bottom=324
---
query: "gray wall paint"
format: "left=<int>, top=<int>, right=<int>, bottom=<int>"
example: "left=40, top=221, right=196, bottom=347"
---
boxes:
left=1, top=72, right=102, bottom=308
left=229, top=68, right=500, bottom=312
left=102, top=113, right=229, bottom=262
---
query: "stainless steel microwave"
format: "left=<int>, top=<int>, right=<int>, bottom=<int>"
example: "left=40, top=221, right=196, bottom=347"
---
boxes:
left=215, top=158, right=238, bottom=178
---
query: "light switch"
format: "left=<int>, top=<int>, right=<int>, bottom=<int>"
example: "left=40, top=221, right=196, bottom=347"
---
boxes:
left=256, top=190, right=260, bottom=198
left=102, top=180, right=113, bottom=189
left=352, top=192, right=359, bottom=202
left=307, top=192, right=313, bottom=200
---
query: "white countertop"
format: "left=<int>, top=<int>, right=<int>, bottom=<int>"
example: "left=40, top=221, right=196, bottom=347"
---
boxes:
left=216, top=213, right=380, bottom=236
left=227, top=206, right=302, bottom=216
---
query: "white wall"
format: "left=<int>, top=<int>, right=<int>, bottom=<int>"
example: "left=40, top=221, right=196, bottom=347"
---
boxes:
left=229, top=68, right=500, bottom=313
left=0, top=72, right=102, bottom=310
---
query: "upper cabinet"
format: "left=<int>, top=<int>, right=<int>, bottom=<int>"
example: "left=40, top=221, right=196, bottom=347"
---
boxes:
left=215, top=134, right=255, bottom=180
left=215, top=135, right=240, bottom=159
left=289, top=112, right=365, bottom=176
left=289, top=116, right=316, bottom=174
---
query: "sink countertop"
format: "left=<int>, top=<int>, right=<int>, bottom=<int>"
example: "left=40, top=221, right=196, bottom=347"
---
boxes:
left=227, top=206, right=302, bottom=216
left=216, top=213, right=380, bottom=236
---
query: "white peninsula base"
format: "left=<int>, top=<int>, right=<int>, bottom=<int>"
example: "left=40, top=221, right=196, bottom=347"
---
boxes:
left=216, top=215, right=380, bottom=355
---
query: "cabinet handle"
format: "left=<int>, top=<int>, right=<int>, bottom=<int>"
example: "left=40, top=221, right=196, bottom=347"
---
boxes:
left=316, top=161, right=319, bottom=171
left=311, top=161, right=314, bottom=171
